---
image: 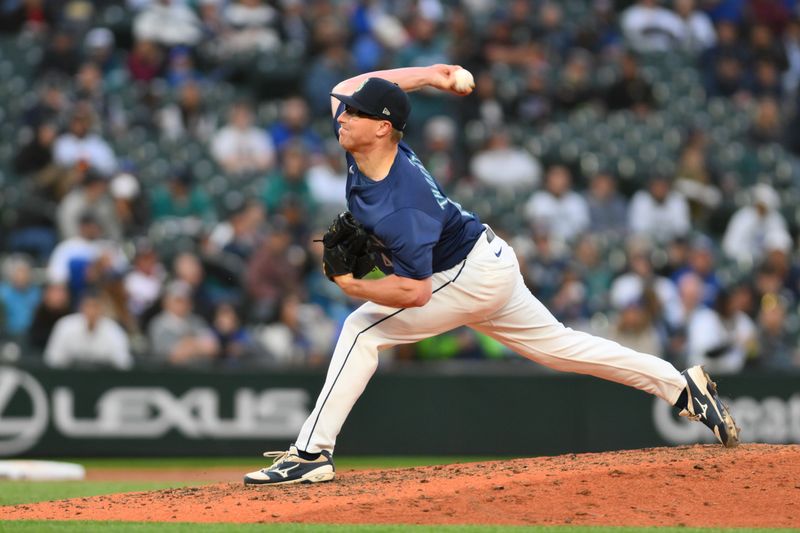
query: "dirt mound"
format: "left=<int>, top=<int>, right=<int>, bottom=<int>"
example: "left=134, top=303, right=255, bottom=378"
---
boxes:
left=5, top=444, right=800, bottom=527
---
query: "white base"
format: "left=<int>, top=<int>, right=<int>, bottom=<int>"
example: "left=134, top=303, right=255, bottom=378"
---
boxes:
left=0, top=460, right=86, bottom=481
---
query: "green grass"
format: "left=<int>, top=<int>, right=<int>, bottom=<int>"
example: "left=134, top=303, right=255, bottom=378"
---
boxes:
left=1, top=525, right=797, bottom=533
left=0, top=481, right=194, bottom=506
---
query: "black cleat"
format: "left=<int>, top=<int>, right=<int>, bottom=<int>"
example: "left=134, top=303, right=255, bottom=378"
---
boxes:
left=679, top=366, right=740, bottom=447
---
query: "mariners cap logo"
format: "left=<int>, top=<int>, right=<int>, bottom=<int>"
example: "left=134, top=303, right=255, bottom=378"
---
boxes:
left=355, top=78, right=370, bottom=93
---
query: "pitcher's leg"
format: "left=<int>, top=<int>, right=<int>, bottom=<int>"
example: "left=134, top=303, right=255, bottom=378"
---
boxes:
left=296, top=268, right=475, bottom=454
left=471, top=274, right=687, bottom=404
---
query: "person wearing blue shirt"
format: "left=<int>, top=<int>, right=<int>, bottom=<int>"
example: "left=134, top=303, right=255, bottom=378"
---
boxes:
left=244, top=65, right=740, bottom=486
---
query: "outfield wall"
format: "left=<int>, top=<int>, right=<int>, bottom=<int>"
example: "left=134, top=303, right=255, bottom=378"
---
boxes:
left=0, top=364, right=798, bottom=457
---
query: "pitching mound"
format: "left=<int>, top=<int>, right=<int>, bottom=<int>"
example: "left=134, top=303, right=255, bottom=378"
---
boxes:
left=5, top=444, right=800, bottom=527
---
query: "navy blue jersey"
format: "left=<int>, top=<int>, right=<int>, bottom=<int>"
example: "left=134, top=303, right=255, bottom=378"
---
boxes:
left=333, top=103, right=484, bottom=279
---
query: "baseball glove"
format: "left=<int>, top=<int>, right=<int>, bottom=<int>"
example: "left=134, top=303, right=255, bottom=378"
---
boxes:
left=320, top=212, right=377, bottom=281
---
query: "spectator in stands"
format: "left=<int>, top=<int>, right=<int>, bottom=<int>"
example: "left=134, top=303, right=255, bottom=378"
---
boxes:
left=549, top=265, right=590, bottom=326
left=245, top=224, right=303, bottom=323
left=782, top=18, right=800, bottom=96
left=620, top=0, right=685, bottom=53
left=44, top=288, right=133, bottom=370
left=536, top=2, right=571, bottom=61
left=602, top=52, right=656, bottom=114
left=211, top=100, right=275, bottom=176
left=28, top=283, right=70, bottom=352
left=748, top=96, right=783, bottom=145
left=57, top=168, right=121, bottom=240
left=221, top=0, right=281, bottom=55
left=524, top=164, right=589, bottom=242
left=674, top=0, right=716, bottom=54
left=584, top=171, right=628, bottom=236
left=572, top=234, right=614, bottom=313
left=417, top=116, right=463, bottom=190
left=36, top=28, right=81, bottom=79
left=110, top=172, right=149, bottom=238
left=748, top=22, right=788, bottom=73
left=22, top=79, right=69, bottom=129
left=84, top=27, right=125, bottom=90
left=628, top=175, right=691, bottom=244
left=256, top=291, right=335, bottom=366
left=518, top=228, right=569, bottom=306
left=14, top=120, right=56, bottom=177
left=46, top=213, right=128, bottom=298
left=73, top=62, right=125, bottom=132
left=148, top=280, right=220, bottom=366
left=0, top=0, right=57, bottom=34
left=124, top=242, right=166, bottom=320
left=302, top=18, right=355, bottom=116
left=754, top=293, right=798, bottom=370
left=608, top=300, right=664, bottom=357
left=172, top=252, right=216, bottom=321
left=552, top=50, right=596, bottom=112
left=722, top=183, right=790, bottom=265
left=133, top=0, right=203, bottom=47
left=685, top=284, right=757, bottom=374
left=268, top=96, right=323, bottom=155
left=673, top=133, right=722, bottom=230
left=158, top=80, right=217, bottom=142
left=306, top=139, right=348, bottom=212
left=207, top=200, right=266, bottom=260
left=127, top=39, right=164, bottom=82
left=471, top=129, right=541, bottom=192
left=457, top=69, right=506, bottom=130
left=759, top=230, right=800, bottom=303
left=164, top=46, right=202, bottom=89
left=751, top=59, right=783, bottom=98
left=610, top=238, right=683, bottom=331
left=262, top=142, right=315, bottom=213
left=480, top=5, right=544, bottom=70
left=53, top=106, right=117, bottom=177
left=515, top=66, right=553, bottom=126
left=0, top=255, right=41, bottom=338
left=150, top=167, right=215, bottom=224
left=672, top=234, right=723, bottom=308
left=212, top=302, right=258, bottom=364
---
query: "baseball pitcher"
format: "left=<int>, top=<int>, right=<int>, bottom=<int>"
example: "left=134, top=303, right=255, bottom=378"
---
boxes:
left=244, top=65, right=738, bottom=485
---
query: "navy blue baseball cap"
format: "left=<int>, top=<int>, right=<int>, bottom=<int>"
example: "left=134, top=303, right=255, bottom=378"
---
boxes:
left=331, top=78, right=411, bottom=132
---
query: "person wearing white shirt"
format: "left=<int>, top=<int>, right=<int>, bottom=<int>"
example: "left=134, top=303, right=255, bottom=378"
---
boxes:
left=133, top=0, right=202, bottom=47
left=680, top=274, right=755, bottom=374
left=610, top=240, right=683, bottom=330
left=524, top=165, right=588, bottom=242
left=621, top=0, right=687, bottom=53
left=674, top=0, right=716, bottom=54
left=722, top=183, right=791, bottom=265
left=53, top=109, right=117, bottom=176
left=44, top=290, right=133, bottom=370
left=47, top=214, right=128, bottom=285
left=471, top=129, right=542, bottom=192
left=628, top=175, right=691, bottom=243
left=210, top=101, right=275, bottom=176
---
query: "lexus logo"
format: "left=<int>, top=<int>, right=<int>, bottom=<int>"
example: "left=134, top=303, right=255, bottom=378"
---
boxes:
left=0, top=367, right=48, bottom=455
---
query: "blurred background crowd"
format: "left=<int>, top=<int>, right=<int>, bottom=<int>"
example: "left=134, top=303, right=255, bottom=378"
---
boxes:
left=2, top=0, right=800, bottom=373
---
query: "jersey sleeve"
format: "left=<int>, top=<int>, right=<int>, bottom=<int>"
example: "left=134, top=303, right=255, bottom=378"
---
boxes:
left=374, top=209, right=442, bottom=279
left=332, top=101, right=344, bottom=139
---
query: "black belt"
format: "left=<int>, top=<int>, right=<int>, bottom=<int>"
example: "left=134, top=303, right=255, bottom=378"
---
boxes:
left=484, top=226, right=495, bottom=243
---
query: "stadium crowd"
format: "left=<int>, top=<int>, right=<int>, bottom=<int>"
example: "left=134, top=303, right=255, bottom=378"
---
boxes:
left=1, top=0, right=800, bottom=373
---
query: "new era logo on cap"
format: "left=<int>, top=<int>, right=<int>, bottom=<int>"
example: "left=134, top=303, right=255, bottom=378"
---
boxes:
left=331, top=78, right=410, bottom=131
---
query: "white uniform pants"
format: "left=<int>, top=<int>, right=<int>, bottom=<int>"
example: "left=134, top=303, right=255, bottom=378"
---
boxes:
left=296, top=230, right=688, bottom=453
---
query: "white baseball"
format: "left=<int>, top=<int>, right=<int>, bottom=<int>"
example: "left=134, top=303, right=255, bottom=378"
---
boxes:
left=452, top=68, right=475, bottom=93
